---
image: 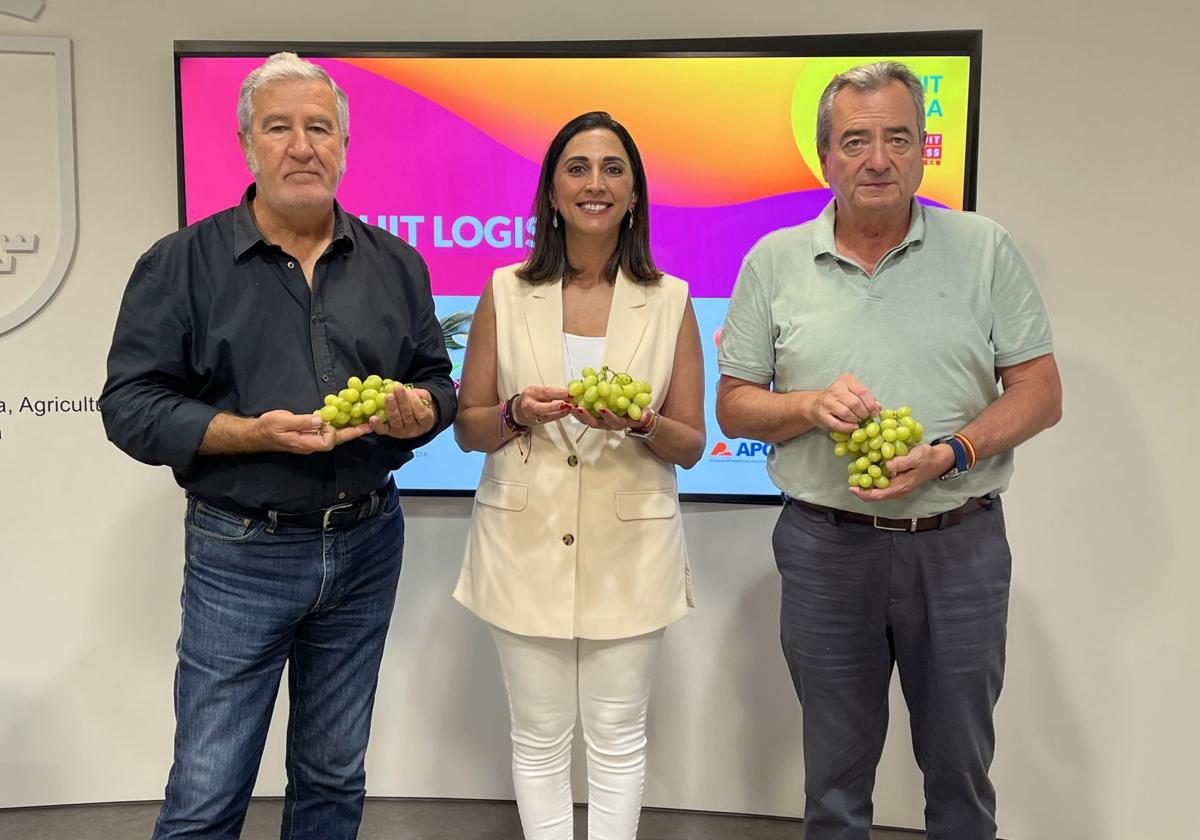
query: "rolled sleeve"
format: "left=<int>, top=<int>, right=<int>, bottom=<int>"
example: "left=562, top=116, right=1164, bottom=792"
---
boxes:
left=100, top=252, right=219, bottom=474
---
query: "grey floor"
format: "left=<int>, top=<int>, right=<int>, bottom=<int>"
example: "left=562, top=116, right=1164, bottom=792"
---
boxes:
left=0, top=799, right=925, bottom=839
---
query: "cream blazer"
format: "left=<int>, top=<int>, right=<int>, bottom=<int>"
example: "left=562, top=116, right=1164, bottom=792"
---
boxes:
left=453, top=264, right=694, bottom=640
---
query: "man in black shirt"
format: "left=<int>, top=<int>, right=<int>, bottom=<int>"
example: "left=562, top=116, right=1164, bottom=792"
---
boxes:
left=100, top=52, right=456, bottom=840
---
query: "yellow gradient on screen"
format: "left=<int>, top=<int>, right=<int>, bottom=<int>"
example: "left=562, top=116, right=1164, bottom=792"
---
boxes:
left=345, top=57, right=826, bottom=206
left=790, top=57, right=972, bottom=209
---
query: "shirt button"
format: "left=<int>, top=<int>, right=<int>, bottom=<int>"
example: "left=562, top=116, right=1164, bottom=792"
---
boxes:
left=567, top=455, right=578, bottom=467
left=337, top=491, right=347, bottom=500
left=322, top=374, right=331, bottom=382
left=311, top=316, right=317, bottom=323
left=287, top=261, right=296, bottom=269
left=562, top=533, right=575, bottom=546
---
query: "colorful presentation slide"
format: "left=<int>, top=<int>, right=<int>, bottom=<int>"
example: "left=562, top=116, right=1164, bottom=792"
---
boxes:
left=178, top=52, right=973, bottom=498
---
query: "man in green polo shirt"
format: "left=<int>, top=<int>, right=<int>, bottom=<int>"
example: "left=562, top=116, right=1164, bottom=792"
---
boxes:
left=716, top=61, right=1061, bottom=840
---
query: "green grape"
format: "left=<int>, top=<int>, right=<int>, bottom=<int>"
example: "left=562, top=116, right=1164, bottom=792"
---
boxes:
left=375, top=408, right=389, bottom=421
left=894, top=440, right=909, bottom=456
left=347, top=376, right=364, bottom=392
left=622, top=383, right=638, bottom=399
left=338, top=399, right=353, bottom=414
left=611, top=402, right=628, bottom=417
left=627, top=404, right=643, bottom=422
left=350, top=404, right=364, bottom=419
left=858, top=474, right=874, bottom=489
left=833, top=443, right=848, bottom=457
left=581, top=367, right=597, bottom=379
left=855, top=456, right=870, bottom=472
left=349, top=416, right=365, bottom=426
left=869, top=436, right=883, bottom=450
left=363, top=375, right=383, bottom=392
left=582, top=375, right=598, bottom=389
left=633, top=393, right=652, bottom=408
left=881, top=418, right=899, bottom=430
left=848, top=461, right=859, bottom=474
left=616, top=373, right=633, bottom=386
left=895, top=426, right=912, bottom=442
left=867, top=449, right=882, bottom=463
left=880, top=408, right=896, bottom=420
left=361, top=388, right=379, bottom=403
left=911, top=422, right=924, bottom=441
left=361, top=399, right=377, bottom=415
left=850, top=428, right=867, bottom=443
left=868, top=464, right=882, bottom=478
left=319, top=405, right=338, bottom=423
left=882, top=428, right=897, bottom=442
left=323, top=394, right=339, bottom=407
left=897, top=405, right=912, bottom=418
left=881, top=442, right=896, bottom=459
left=614, top=395, right=631, bottom=412
left=900, top=416, right=917, bottom=430
left=597, top=382, right=612, bottom=399
left=592, top=398, right=608, bottom=414
left=848, top=440, right=862, bottom=453
left=334, top=412, right=350, bottom=427
left=339, top=388, right=360, bottom=403
left=583, top=386, right=599, bottom=403
left=874, top=476, right=890, bottom=489
left=634, top=380, right=651, bottom=393
left=567, top=380, right=585, bottom=397
left=849, top=473, right=862, bottom=486
left=829, top=431, right=851, bottom=443
left=864, top=422, right=881, bottom=438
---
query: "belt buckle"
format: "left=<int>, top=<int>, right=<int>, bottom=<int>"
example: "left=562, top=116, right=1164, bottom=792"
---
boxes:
left=872, top=516, right=918, bottom=533
left=321, top=501, right=357, bottom=530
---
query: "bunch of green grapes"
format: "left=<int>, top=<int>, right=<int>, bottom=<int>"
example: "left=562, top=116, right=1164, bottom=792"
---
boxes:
left=566, top=366, right=653, bottom=421
left=828, top=406, right=925, bottom=490
left=313, top=374, right=411, bottom=429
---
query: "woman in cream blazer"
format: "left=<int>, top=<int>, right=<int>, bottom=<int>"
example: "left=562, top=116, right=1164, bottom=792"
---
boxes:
left=452, top=112, right=705, bottom=840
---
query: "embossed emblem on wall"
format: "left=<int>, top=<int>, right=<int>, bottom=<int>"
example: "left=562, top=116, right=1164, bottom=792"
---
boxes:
left=0, top=36, right=77, bottom=335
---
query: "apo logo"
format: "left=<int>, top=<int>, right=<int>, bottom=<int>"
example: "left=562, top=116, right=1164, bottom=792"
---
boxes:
left=709, top=440, right=770, bottom=460
left=0, top=36, right=77, bottom=335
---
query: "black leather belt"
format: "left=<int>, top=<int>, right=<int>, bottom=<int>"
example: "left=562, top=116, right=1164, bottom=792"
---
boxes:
left=784, top=494, right=994, bottom=533
left=233, top=484, right=392, bottom=531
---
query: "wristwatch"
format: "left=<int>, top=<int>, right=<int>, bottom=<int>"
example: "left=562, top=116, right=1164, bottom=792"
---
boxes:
left=931, top=435, right=970, bottom=481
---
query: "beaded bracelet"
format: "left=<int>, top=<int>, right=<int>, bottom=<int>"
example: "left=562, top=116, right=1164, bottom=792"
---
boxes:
left=502, top=394, right=529, bottom=434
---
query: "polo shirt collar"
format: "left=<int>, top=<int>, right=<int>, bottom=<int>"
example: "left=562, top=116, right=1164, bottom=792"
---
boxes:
left=233, top=184, right=356, bottom=260
left=811, top=197, right=926, bottom=261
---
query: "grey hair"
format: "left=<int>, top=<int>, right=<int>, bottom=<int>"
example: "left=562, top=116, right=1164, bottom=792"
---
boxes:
left=816, top=61, right=924, bottom=155
left=237, top=51, right=350, bottom=137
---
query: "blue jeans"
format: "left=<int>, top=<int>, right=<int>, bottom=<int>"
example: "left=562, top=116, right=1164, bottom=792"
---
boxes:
left=152, top=485, right=404, bottom=840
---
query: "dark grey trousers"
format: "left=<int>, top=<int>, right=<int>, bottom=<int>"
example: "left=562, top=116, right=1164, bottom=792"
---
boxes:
left=773, top=497, right=1012, bottom=840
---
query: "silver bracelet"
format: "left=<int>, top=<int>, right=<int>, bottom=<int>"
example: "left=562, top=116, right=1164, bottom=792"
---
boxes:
left=624, top=410, right=659, bottom=443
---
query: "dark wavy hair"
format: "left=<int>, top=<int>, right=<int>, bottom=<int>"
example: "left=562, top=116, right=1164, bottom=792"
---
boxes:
left=516, top=111, right=661, bottom=285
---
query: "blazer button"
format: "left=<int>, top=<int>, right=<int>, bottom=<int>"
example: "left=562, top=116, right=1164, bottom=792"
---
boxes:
left=567, top=455, right=579, bottom=467
left=562, top=533, right=575, bottom=546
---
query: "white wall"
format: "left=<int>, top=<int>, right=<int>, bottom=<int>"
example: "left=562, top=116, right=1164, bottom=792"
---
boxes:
left=1, top=1, right=1197, bottom=838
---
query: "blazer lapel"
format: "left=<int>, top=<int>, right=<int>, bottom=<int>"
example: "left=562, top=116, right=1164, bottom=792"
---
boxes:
left=523, top=280, right=579, bottom=452
left=524, top=281, right=565, bottom=389
left=603, top=269, right=649, bottom=380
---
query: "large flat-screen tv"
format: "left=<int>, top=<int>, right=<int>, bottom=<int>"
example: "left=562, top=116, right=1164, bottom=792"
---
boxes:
left=175, top=33, right=981, bottom=502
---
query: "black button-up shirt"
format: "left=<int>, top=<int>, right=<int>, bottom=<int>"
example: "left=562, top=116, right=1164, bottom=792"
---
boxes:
left=101, top=186, right=457, bottom=513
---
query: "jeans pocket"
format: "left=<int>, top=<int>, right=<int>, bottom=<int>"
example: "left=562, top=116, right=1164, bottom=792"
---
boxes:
left=186, top=499, right=268, bottom=543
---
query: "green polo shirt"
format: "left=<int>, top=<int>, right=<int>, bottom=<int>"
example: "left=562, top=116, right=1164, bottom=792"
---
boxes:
left=718, top=199, right=1054, bottom=518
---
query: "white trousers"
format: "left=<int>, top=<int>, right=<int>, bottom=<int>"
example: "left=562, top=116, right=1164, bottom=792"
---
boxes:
left=490, top=626, right=665, bottom=840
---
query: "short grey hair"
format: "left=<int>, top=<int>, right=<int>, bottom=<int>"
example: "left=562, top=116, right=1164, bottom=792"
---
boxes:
left=237, top=51, right=350, bottom=137
left=816, top=61, right=924, bottom=155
